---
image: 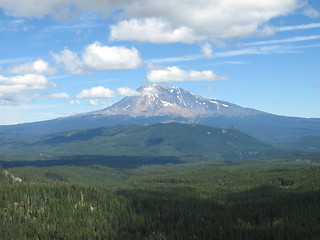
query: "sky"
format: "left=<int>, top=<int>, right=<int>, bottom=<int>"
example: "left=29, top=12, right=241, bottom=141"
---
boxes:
left=0, top=0, right=320, bottom=125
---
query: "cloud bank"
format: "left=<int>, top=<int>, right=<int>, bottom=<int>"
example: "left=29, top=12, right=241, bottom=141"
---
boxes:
left=77, top=86, right=116, bottom=99
left=147, top=66, right=229, bottom=83
left=52, top=42, right=142, bottom=74
left=0, top=74, right=54, bottom=104
left=110, top=18, right=203, bottom=43
left=0, top=0, right=304, bottom=42
left=83, top=42, right=142, bottom=70
left=5, top=59, right=56, bottom=75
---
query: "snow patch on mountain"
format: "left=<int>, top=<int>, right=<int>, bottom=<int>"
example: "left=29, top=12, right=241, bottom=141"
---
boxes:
left=161, top=100, right=177, bottom=107
left=86, top=84, right=264, bottom=118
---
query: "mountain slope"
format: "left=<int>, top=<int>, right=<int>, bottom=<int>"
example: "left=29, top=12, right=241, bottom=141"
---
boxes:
left=279, top=136, right=320, bottom=152
left=1, top=84, right=320, bottom=143
left=0, top=123, right=278, bottom=160
left=88, top=84, right=265, bottom=118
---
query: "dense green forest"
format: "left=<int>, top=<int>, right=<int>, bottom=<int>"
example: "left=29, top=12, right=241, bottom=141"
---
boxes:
left=0, top=123, right=281, bottom=160
left=1, top=156, right=320, bottom=239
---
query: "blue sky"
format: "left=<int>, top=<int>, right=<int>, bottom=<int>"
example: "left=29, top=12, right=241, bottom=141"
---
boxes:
left=0, top=0, right=320, bottom=125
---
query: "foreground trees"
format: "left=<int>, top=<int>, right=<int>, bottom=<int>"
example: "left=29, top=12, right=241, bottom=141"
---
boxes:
left=1, top=166, right=320, bottom=239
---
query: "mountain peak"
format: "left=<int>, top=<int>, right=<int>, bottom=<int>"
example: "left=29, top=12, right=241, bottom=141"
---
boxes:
left=139, top=83, right=168, bottom=91
left=89, top=84, right=264, bottom=118
left=2, top=84, right=319, bottom=143
left=139, top=84, right=164, bottom=96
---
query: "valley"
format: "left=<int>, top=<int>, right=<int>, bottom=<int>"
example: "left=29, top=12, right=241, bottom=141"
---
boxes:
left=1, top=0, right=320, bottom=238
left=1, top=85, right=320, bottom=239
left=1, top=85, right=320, bottom=142
left=0, top=123, right=279, bottom=160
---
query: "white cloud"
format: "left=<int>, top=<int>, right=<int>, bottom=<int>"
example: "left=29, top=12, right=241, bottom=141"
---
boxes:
left=0, top=0, right=122, bottom=18
left=0, top=0, right=303, bottom=42
left=303, top=6, right=320, bottom=18
left=0, top=74, right=54, bottom=104
left=88, top=99, right=100, bottom=106
left=151, top=35, right=320, bottom=64
left=215, top=43, right=320, bottom=58
left=50, top=92, right=70, bottom=99
left=5, top=59, right=56, bottom=75
left=43, top=12, right=105, bottom=32
left=0, top=74, right=52, bottom=90
left=110, top=18, right=204, bottom=43
left=83, top=42, right=142, bottom=70
left=215, top=45, right=290, bottom=58
left=77, top=86, right=116, bottom=99
left=201, top=42, right=214, bottom=58
left=69, top=99, right=81, bottom=104
left=276, top=23, right=320, bottom=32
left=148, top=55, right=201, bottom=64
left=111, top=0, right=302, bottom=42
left=246, top=35, right=320, bottom=46
left=147, top=66, right=228, bottom=83
left=117, top=87, right=141, bottom=96
left=51, top=48, right=85, bottom=74
left=0, top=0, right=71, bottom=18
left=52, top=42, right=142, bottom=74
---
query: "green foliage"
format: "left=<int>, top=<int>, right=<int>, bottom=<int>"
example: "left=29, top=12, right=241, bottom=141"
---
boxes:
left=0, top=155, right=183, bottom=170
left=0, top=123, right=279, bottom=160
left=0, top=181, right=145, bottom=240
left=279, top=136, right=320, bottom=152
left=116, top=185, right=320, bottom=240
left=1, top=158, right=320, bottom=239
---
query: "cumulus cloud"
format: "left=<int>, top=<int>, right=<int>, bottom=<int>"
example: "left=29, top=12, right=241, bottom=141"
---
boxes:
left=50, top=92, right=70, bottom=99
left=5, top=59, right=56, bottom=75
left=117, top=87, right=141, bottom=96
left=0, top=0, right=304, bottom=42
left=52, top=42, right=142, bottom=73
left=51, top=48, right=86, bottom=74
left=147, top=66, right=229, bottom=83
left=77, top=86, right=116, bottom=99
left=110, top=0, right=303, bottom=42
left=110, top=18, right=204, bottom=43
left=0, top=74, right=53, bottom=90
left=0, top=74, right=54, bottom=104
left=201, top=42, right=214, bottom=58
left=83, top=42, right=142, bottom=70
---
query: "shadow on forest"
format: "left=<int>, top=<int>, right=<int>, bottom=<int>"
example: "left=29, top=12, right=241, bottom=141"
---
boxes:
left=116, top=185, right=320, bottom=239
left=0, top=155, right=184, bottom=169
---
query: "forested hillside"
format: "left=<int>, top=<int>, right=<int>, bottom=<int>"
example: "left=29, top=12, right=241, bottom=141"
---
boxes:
left=1, top=160, right=320, bottom=240
left=0, top=123, right=279, bottom=160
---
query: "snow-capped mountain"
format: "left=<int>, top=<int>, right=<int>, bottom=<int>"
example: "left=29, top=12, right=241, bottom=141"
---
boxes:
left=1, top=84, right=320, bottom=143
left=88, top=84, right=264, bottom=118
